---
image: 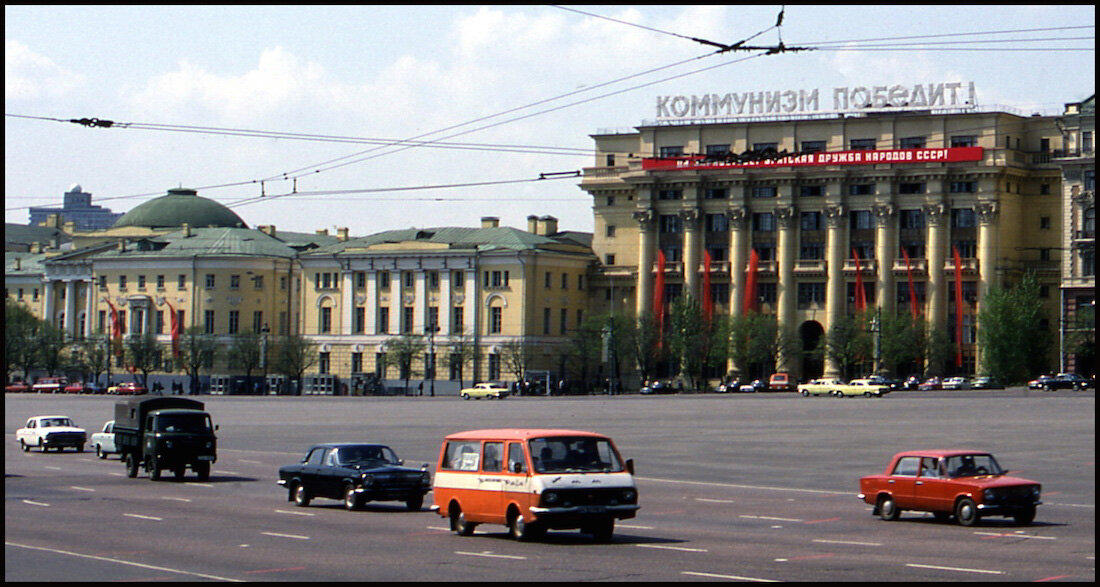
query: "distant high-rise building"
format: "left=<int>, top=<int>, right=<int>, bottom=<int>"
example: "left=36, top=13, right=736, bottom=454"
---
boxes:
left=28, top=185, right=123, bottom=230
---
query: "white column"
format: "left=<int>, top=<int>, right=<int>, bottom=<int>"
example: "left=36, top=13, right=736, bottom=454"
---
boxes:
left=342, top=271, right=354, bottom=335
left=64, top=280, right=77, bottom=338
left=365, top=271, right=378, bottom=334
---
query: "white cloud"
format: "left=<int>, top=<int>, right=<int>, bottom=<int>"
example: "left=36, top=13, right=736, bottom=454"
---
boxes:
left=4, top=40, right=85, bottom=101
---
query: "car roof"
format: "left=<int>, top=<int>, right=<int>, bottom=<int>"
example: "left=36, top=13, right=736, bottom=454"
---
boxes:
left=444, top=428, right=609, bottom=441
left=893, top=449, right=991, bottom=459
left=308, top=442, right=392, bottom=449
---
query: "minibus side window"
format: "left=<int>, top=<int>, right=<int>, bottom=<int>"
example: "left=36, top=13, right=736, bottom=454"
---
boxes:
left=443, top=441, right=481, bottom=471
left=482, top=442, right=503, bottom=472
left=507, top=442, right=526, bottom=473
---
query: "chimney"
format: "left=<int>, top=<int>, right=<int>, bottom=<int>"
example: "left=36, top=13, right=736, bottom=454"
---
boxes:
left=316, top=228, right=329, bottom=236
left=30, top=242, right=41, bottom=253
left=527, top=215, right=539, bottom=233
left=537, top=215, right=558, bottom=236
left=337, top=227, right=349, bottom=241
left=63, top=221, right=76, bottom=234
left=481, top=217, right=500, bottom=229
left=258, top=225, right=277, bottom=237
left=182, top=223, right=191, bottom=237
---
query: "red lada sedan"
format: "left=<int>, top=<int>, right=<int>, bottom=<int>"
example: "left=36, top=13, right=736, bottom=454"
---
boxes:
left=859, top=450, right=1041, bottom=526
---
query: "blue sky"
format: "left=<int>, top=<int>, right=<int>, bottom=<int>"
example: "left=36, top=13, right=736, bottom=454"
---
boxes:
left=5, top=5, right=1095, bottom=234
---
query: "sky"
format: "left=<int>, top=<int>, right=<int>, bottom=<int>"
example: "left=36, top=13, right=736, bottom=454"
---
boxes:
left=5, top=5, right=1095, bottom=236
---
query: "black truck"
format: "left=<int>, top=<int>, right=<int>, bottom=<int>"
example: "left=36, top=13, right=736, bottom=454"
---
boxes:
left=114, top=396, right=217, bottom=481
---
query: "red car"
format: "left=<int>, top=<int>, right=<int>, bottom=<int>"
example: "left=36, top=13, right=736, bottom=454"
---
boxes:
left=108, top=382, right=147, bottom=395
left=6, top=380, right=32, bottom=393
left=859, top=450, right=1041, bottom=526
left=64, top=381, right=93, bottom=393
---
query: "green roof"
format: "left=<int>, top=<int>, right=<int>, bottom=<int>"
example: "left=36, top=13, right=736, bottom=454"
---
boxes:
left=114, top=188, right=247, bottom=229
left=94, top=227, right=298, bottom=259
left=309, top=226, right=590, bottom=255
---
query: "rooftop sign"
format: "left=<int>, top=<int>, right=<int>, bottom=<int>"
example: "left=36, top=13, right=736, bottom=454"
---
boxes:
left=656, top=81, right=978, bottom=120
left=641, top=147, right=984, bottom=171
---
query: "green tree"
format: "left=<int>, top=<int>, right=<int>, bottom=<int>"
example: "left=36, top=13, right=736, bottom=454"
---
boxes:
left=666, top=295, right=708, bottom=389
left=272, top=334, right=319, bottom=395
left=624, top=313, right=662, bottom=387
left=386, top=334, right=425, bottom=394
left=825, top=313, right=871, bottom=380
left=6, top=300, right=42, bottom=380
left=978, top=272, right=1052, bottom=384
left=177, top=326, right=217, bottom=394
left=228, top=331, right=263, bottom=393
left=446, top=332, right=478, bottom=389
left=125, top=332, right=163, bottom=388
left=1064, top=304, right=1095, bottom=376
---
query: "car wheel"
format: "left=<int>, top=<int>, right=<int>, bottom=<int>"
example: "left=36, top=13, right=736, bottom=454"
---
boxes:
left=125, top=454, right=139, bottom=478
left=294, top=484, right=312, bottom=507
left=344, top=484, right=362, bottom=510
left=585, top=519, right=615, bottom=543
left=20, top=440, right=29, bottom=452
left=955, top=497, right=979, bottom=526
left=450, top=505, right=477, bottom=536
left=96, top=445, right=105, bottom=459
left=406, top=495, right=424, bottom=511
left=509, top=510, right=545, bottom=541
left=878, top=495, right=901, bottom=521
left=195, top=462, right=211, bottom=481
left=1013, top=506, right=1036, bottom=525
left=462, top=393, right=471, bottom=400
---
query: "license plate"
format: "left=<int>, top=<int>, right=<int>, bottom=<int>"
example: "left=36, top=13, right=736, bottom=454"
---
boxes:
left=198, top=455, right=215, bottom=461
left=579, top=505, right=607, bottom=514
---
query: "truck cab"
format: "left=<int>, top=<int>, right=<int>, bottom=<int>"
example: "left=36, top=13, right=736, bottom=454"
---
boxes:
left=115, top=397, right=217, bottom=481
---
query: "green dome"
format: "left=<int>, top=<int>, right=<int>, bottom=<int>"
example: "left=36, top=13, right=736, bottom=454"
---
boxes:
left=114, top=188, right=247, bottom=229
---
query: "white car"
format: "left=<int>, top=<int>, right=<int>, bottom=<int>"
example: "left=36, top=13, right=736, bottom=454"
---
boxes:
left=942, top=377, right=970, bottom=390
left=16, top=415, right=87, bottom=452
left=91, top=420, right=119, bottom=459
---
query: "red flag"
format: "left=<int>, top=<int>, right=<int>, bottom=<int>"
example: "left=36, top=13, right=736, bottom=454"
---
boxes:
left=654, top=249, right=666, bottom=325
left=743, top=248, right=759, bottom=314
left=702, top=250, right=713, bottom=323
left=853, top=248, right=867, bottom=312
left=106, top=299, right=123, bottom=356
left=953, top=245, right=964, bottom=367
left=166, top=300, right=180, bottom=358
left=902, top=248, right=919, bottom=316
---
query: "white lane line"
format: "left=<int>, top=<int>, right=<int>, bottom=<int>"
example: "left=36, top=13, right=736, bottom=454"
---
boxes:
left=456, top=551, right=527, bottom=560
left=694, top=497, right=736, bottom=504
left=682, top=571, right=780, bottom=582
left=261, top=531, right=310, bottom=540
left=22, top=500, right=50, bottom=507
left=974, top=531, right=1056, bottom=540
left=637, top=544, right=708, bottom=553
left=123, top=513, right=163, bottom=521
left=161, top=496, right=191, bottom=503
left=906, top=562, right=1004, bottom=575
left=69, top=486, right=96, bottom=492
left=813, top=538, right=882, bottom=547
left=6, top=541, right=243, bottom=582
left=275, top=509, right=315, bottom=516
left=618, top=524, right=655, bottom=530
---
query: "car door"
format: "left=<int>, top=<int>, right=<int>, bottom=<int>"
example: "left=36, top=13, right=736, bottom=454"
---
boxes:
left=297, top=447, right=327, bottom=497
left=911, top=457, right=953, bottom=512
left=886, top=456, right=921, bottom=508
left=480, top=442, right=506, bottom=523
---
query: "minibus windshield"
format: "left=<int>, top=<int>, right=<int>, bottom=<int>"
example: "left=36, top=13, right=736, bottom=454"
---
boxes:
left=529, top=436, right=623, bottom=473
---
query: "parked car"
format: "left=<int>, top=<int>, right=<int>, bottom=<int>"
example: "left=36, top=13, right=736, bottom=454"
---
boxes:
left=918, top=377, right=942, bottom=391
left=797, top=378, right=845, bottom=397
left=91, top=420, right=119, bottom=459
left=738, top=379, right=766, bottom=393
left=714, top=379, right=741, bottom=393
left=1027, top=375, right=1055, bottom=390
left=1041, top=373, right=1091, bottom=391
left=6, top=380, right=32, bottom=393
left=903, top=375, right=922, bottom=390
left=837, top=378, right=891, bottom=397
left=859, top=450, right=1041, bottom=526
left=63, top=381, right=94, bottom=394
left=278, top=443, right=431, bottom=511
left=32, top=377, right=67, bottom=393
left=107, top=382, right=147, bottom=395
left=941, top=377, right=970, bottom=390
left=459, top=382, right=510, bottom=400
left=16, top=415, right=87, bottom=452
left=971, top=376, right=1003, bottom=389
left=767, top=372, right=794, bottom=392
left=640, top=380, right=678, bottom=394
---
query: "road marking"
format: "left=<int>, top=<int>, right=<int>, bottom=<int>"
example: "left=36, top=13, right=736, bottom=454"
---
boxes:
left=813, top=538, right=882, bottom=546
left=161, top=496, right=191, bottom=503
left=740, top=515, right=803, bottom=522
left=261, top=531, right=310, bottom=540
left=906, top=562, right=1004, bottom=575
left=275, top=509, right=316, bottom=516
left=456, top=551, right=527, bottom=560
left=618, top=524, right=655, bottom=530
left=974, top=531, right=1056, bottom=540
left=776, top=553, right=835, bottom=562
left=682, top=571, right=779, bottom=582
left=22, top=500, right=50, bottom=507
left=637, top=544, right=708, bottom=553
left=694, top=497, right=735, bottom=504
left=123, top=513, right=163, bottom=521
left=69, top=486, right=96, bottom=492
left=6, top=541, right=243, bottom=582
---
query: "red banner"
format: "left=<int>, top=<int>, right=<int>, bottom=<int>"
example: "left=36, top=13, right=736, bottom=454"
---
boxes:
left=642, top=147, right=983, bottom=172
left=106, top=299, right=122, bottom=356
left=853, top=249, right=867, bottom=313
left=166, top=300, right=180, bottom=358
left=743, top=249, right=759, bottom=314
left=902, top=248, right=919, bottom=317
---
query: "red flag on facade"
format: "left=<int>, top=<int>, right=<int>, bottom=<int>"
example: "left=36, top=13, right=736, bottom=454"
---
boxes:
left=702, top=250, right=713, bottom=323
left=743, top=248, right=759, bottom=314
left=106, top=299, right=123, bottom=356
left=953, top=245, right=964, bottom=367
left=902, top=248, right=919, bottom=316
left=166, top=300, right=180, bottom=358
left=654, top=249, right=666, bottom=325
left=853, top=248, right=867, bottom=312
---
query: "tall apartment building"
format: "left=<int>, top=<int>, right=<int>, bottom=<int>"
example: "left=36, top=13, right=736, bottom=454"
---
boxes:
left=581, top=98, right=1066, bottom=380
left=28, top=185, right=123, bottom=230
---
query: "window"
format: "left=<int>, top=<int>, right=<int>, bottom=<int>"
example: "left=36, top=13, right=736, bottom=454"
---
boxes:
left=355, top=272, right=366, bottom=289
left=561, top=273, right=568, bottom=290
left=489, top=306, right=502, bottom=334
left=351, top=352, right=363, bottom=374
left=799, top=185, right=824, bottom=197
left=657, top=189, right=682, bottom=200
left=253, top=275, right=264, bottom=290
left=899, top=182, right=925, bottom=194
left=899, top=136, right=926, bottom=149
left=402, top=306, right=414, bottom=333
left=178, top=274, right=186, bottom=290
left=543, top=308, right=551, bottom=334
left=605, top=254, right=616, bottom=265
left=900, top=209, right=925, bottom=230
left=230, top=274, right=240, bottom=290
left=253, top=311, right=264, bottom=334
left=950, top=181, right=977, bottom=193
left=752, top=142, right=778, bottom=152
left=850, top=138, right=877, bottom=150
left=705, top=144, right=730, bottom=157
left=659, top=214, right=682, bottom=233
left=752, top=212, right=775, bottom=232
left=800, top=211, right=823, bottom=231
left=950, top=135, right=977, bottom=147
left=378, top=271, right=391, bottom=290
left=706, top=213, right=728, bottom=232
left=751, top=186, right=777, bottom=198
left=850, top=210, right=874, bottom=230
left=659, top=146, right=684, bottom=158
left=952, top=208, right=976, bottom=228
left=849, top=183, right=875, bottom=196
left=119, top=275, right=127, bottom=289
left=228, top=310, right=240, bottom=334
left=205, top=274, right=215, bottom=289
left=605, top=224, right=616, bottom=237
left=320, top=306, right=332, bottom=333
left=798, top=282, right=826, bottom=305
left=451, top=306, right=464, bottom=334
left=204, top=310, right=215, bottom=334
left=800, top=140, right=826, bottom=153
left=378, top=307, right=389, bottom=334
left=1040, top=216, right=1051, bottom=230
left=156, top=275, right=165, bottom=290
left=704, top=188, right=727, bottom=199
left=800, top=242, right=825, bottom=260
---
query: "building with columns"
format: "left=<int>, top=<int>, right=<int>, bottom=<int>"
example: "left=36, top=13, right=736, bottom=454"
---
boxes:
left=581, top=105, right=1066, bottom=380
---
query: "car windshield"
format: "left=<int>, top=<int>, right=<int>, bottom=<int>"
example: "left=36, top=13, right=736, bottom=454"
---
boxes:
left=155, top=414, right=212, bottom=433
left=529, top=436, right=623, bottom=473
left=42, top=417, right=74, bottom=427
left=945, top=454, right=1004, bottom=477
left=337, top=445, right=398, bottom=466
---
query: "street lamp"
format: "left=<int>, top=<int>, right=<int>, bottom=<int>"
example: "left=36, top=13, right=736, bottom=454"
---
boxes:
left=260, top=323, right=270, bottom=395
left=425, top=324, right=439, bottom=397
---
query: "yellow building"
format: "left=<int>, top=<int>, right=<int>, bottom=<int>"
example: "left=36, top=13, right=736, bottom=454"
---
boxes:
left=581, top=104, right=1066, bottom=379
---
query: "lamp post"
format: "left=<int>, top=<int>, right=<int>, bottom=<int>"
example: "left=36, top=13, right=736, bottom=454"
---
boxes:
left=425, top=324, right=439, bottom=397
left=260, top=323, right=270, bottom=395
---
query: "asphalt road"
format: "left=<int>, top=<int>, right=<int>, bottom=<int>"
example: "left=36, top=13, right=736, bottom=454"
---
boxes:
left=5, top=388, right=1095, bottom=582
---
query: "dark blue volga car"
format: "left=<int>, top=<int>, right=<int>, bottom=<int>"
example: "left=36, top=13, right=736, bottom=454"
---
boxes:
left=278, top=443, right=431, bottom=511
